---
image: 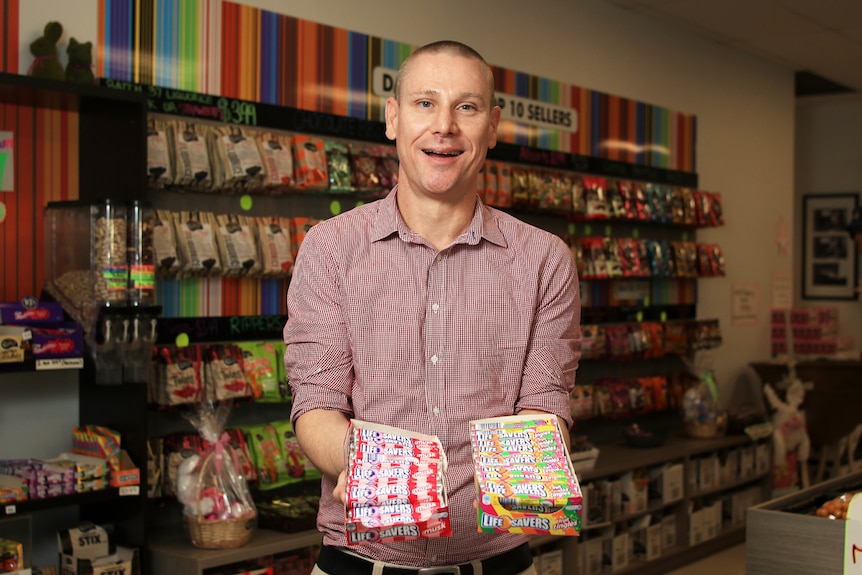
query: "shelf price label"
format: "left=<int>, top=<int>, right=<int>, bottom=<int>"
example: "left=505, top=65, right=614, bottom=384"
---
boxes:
left=4, top=504, right=15, bottom=515
left=845, top=493, right=862, bottom=574
left=119, top=486, right=140, bottom=497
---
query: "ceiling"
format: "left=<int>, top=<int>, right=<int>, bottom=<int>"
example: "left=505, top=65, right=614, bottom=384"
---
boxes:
left=602, top=0, right=862, bottom=97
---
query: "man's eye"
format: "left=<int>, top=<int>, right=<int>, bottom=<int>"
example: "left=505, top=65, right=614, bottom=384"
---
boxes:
left=418, top=101, right=432, bottom=108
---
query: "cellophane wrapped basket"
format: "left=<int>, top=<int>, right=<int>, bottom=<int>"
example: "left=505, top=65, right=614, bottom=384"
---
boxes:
left=177, top=402, right=257, bottom=548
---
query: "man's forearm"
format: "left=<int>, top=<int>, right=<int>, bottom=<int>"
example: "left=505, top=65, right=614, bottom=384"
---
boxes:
left=294, top=409, right=351, bottom=480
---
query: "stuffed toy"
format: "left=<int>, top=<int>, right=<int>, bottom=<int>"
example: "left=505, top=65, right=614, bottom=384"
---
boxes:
left=764, top=379, right=811, bottom=489
left=65, top=38, right=95, bottom=84
left=28, top=21, right=65, bottom=81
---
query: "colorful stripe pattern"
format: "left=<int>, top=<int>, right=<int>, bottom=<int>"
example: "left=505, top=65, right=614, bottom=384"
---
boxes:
left=94, top=1, right=696, bottom=170
left=0, top=0, right=18, bottom=73
left=0, top=102, right=79, bottom=301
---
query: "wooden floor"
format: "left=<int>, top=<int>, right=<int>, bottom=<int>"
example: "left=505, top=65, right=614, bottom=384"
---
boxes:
left=666, top=543, right=746, bottom=575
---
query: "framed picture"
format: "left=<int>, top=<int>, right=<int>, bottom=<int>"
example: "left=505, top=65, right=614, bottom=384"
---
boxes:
left=802, top=193, right=859, bottom=300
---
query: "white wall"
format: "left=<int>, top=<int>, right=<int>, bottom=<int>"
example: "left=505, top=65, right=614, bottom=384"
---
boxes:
left=238, top=0, right=797, bottom=401
left=795, top=95, right=862, bottom=342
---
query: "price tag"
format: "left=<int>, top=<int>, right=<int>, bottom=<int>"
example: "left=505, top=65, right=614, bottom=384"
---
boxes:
left=119, top=486, right=140, bottom=497
left=4, top=504, right=16, bottom=515
left=584, top=224, right=592, bottom=236
left=35, top=357, right=83, bottom=370
left=844, top=493, right=862, bottom=573
left=605, top=224, right=612, bottom=237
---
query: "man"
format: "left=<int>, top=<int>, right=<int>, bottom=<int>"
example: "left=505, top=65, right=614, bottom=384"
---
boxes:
left=284, top=40, right=581, bottom=575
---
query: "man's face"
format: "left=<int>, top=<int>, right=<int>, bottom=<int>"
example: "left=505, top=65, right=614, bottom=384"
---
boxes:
left=385, top=52, right=500, bottom=200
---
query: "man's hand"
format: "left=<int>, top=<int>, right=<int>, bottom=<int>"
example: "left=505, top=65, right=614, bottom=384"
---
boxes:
left=333, top=469, right=348, bottom=505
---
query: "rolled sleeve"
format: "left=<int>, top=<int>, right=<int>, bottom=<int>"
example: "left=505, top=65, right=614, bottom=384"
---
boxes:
left=283, top=228, right=355, bottom=425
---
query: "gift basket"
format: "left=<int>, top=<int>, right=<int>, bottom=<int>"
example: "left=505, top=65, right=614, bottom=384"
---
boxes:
left=177, top=402, right=257, bottom=548
left=682, top=356, right=727, bottom=439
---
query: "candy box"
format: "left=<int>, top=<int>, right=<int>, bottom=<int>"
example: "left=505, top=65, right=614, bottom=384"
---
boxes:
left=470, top=414, right=582, bottom=536
left=0, top=326, right=25, bottom=363
left=0, top=299, right=64, bottom=324
left=343, top=420, right=451, bottom=545
left=29, top=322, right=83, bottom=359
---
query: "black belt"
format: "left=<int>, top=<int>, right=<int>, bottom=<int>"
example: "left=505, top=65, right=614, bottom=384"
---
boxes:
left=316, top=542, right=533, bottom=575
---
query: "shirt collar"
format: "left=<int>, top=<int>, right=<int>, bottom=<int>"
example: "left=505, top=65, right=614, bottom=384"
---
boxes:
left=370, top=187, right=508, bottom=248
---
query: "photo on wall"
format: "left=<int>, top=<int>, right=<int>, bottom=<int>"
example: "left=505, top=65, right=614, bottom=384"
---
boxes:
left=803, top=193, right=859, bottom=300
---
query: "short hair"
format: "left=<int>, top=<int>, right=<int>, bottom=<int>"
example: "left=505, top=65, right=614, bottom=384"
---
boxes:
left=393, top=40, right=496, bottom=106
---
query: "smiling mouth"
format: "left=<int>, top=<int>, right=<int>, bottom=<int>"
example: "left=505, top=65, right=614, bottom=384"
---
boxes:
left=423, top=149, right=463, bottom=157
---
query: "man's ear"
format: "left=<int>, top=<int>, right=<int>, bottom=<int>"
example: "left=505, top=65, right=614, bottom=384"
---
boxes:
left=488, top=105, right=501, bottom=149
left=385, top=97, right=398, bottom=141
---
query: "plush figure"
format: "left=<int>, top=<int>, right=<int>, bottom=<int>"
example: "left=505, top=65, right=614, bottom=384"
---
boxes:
left=764, top=379, right=811, bottom=488
left=65, top=38, right=95, bottom=84
left=28, top=21, right=65, bottom=81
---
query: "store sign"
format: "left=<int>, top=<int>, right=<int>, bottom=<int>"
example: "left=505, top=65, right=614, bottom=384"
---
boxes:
left=372, top=67, right=578, bottom=133
left=845, top=493, right=862, bottom=574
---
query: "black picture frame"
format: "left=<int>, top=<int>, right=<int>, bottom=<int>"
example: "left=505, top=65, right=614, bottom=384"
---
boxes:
left=802, top=193, right=859, bottom=300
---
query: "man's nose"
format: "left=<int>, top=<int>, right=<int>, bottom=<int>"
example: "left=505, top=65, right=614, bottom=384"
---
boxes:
left=434, top=107, right=457, bottom=135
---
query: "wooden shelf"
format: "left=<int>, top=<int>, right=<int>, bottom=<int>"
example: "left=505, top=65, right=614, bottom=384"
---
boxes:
left=579, top=434, right=754, bottom=482
left=1, top=488, right=126, bottom=517
left=148, top=527, right=322, bottom=575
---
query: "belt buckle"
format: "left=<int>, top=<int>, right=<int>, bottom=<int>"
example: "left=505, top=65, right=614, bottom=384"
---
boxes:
left=417, top=568, right=460, bottom=575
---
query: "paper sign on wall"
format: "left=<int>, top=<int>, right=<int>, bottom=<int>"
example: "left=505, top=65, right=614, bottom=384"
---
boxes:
left=731, top=282, right=760, bottom=326
left=0, top=131, right=14, bottom=192
left=845, top=493, right=862, bottom=574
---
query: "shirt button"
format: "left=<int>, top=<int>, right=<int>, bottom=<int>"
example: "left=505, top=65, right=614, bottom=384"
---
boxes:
left=431, top=355, right=438, bottom=364
left=435, top=254, right=442, bottom=262
left=433, top=407, right=440, bottom=416
left=432, top=303, right=439, bottom=312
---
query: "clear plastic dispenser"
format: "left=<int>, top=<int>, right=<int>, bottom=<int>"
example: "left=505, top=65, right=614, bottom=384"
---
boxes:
left=44, top=200, right=129, bottom=382
left=127, top=200, right=156, bottom=307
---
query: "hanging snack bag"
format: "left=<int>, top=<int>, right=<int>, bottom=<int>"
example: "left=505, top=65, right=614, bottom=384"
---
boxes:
left=271, top=419, right=320, bottom=482
left=172, top=120, right=213, bottom=190
left=376, top=145, right=399, bottom=192
left=255, top=216, right=294, bottom=278
left=256, top=131, right=295, bottom=193
left=326, top=140, right=353, bottom=193
left=155, top=345, right=205, bottom=406
left=173, top=211, right=222, bottom=277
left=349, top=143, right=382, bottom=194
left=214, top=213, right=261, bottom=277
left=147, top=117, right=174, bottom=188
left=236, top=341, right=280, bottom=401
left=203, top=343, right=251, bottom=401
left=209, top=126, right=265, bottom=192
left=244, top=423, right=291, bottom=490
left=152, top=208, right=182, bottom=278
left=292, top=135, right=329, bottom=192
left=176, top=403, right=257, bottom=549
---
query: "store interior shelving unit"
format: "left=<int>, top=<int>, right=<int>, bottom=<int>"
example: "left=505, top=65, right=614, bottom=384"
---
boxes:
left=1, top=73, right=756, bottom=575
left=0, top=71, right=150, bottom=569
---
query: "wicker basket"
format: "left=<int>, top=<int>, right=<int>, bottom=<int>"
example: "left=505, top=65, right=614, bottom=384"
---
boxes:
left=184, top=450, right=258, bottom=549
left=185, top=513, right=257, bottom=549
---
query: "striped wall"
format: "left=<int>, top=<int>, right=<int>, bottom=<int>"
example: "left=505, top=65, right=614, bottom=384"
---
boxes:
left=0, top=101, right=79, bottom=301
left=1, top=0, right=698, bottom=309
left=95, top=0, right=696, bottom=171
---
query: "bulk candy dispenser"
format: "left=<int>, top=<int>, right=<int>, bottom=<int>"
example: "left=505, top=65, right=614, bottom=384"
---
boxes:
left=43, top=200, right=159, bottom=383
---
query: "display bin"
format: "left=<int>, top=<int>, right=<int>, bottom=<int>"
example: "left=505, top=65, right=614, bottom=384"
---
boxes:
left=746, top=470, right=862, bottom=575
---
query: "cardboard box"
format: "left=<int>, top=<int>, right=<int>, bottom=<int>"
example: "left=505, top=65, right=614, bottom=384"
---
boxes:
left=536, top=548, right=563, bottom=575
left=0, top=326, right=25, bottom=363
left=698, top=455, right=717, bottom=491
left=66, top=546, right=138, bottom=575
left=57, top=523, right=114, bottom=575
left=609, top=532, right=629, bottom=571
left=109, top=450, right=140, bottom=488
left=0, top=300, right=64, bottom=324
left=650, top=463, right=684, bottom=504
left=647, top=523, right=663, bottom=560
left=661, top=514, right=677, bottom=549
left=621, top=470, right=648, bottom=514
left=582, top=537, right=605, bottom=575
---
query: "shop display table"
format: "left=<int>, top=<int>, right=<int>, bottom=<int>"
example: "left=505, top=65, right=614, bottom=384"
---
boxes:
left=747, top=470, right=862, bottom=574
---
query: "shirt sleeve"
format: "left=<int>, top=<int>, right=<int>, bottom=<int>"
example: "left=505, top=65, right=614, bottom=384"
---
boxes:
left=516, top=235, right=582, bottom=429
left=283, top=226, right=355, bottom=425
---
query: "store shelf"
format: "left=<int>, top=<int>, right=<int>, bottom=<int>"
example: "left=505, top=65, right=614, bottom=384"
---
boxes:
left=613, top=528, right=745, bottom=575
left=579, top=434, right=754, bottom=482
left=0, top=357, right=84, bottom=374
left=148, top=527, right=322, bottom=575
left=0, top=487, right=133, bottom=517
